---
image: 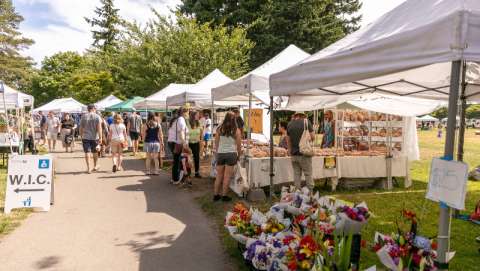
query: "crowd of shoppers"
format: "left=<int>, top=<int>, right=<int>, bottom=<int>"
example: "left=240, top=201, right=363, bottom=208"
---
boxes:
left=38, top=104, right=250, bottom=202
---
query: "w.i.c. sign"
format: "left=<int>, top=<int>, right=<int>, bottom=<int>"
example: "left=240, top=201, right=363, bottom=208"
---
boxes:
left=4, top=155, right=53, bottom=214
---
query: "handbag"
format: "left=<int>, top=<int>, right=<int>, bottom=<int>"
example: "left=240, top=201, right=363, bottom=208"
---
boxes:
left=299, top=119, right=314, bottom=156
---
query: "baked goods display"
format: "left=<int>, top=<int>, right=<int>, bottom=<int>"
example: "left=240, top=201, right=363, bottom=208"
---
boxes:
left=337, top=110, right=404, bottom=154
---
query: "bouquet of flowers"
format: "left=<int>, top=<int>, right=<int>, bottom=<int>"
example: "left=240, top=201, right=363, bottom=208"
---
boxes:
left=373, top=210, right=437, bottom=271
left=225, top=203, right=262, bottom=244
left=334, top=203, right=370, bottom=235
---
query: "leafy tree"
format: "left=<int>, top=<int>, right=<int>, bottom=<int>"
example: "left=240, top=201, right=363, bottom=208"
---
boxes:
left=431, top=107, right=448, bottom=120
left=31, top=52, right=119, bottom=105
left=85, top=0, right=122, bottom=52
left=112, top=13, right=253, bottom=98
left=0, top=0, right=34, bottom=90
left=179, top=0, right=362, bottom=67
left=466, top=104, right=480, bottom=119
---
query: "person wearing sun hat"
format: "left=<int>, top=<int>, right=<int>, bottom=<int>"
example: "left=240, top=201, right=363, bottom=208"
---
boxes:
left=286, top=111, right=315, bottom=189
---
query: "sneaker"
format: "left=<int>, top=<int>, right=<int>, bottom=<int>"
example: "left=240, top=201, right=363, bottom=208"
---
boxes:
left=222, top=196, right=232, bottom=202
left=213, top=195, right=221, bottom=201
left=113, top=165, right=117, bottom=173
left=172, top=179, right=182, bottom=185
left=187, top=181, right=193, bottom=187
left=93, top=165, right=100, bottom=172
left=195, top=173, right=201, bottom=178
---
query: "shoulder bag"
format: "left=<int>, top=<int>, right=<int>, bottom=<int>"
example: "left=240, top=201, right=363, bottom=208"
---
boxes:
left=173, top=119, right=184, bottom=155
left=299, top=119, right=314, bottom=156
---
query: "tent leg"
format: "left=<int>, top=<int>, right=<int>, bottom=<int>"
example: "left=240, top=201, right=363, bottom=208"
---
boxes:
left=457, top=61, right=467, bottom=162
left=269, top=96, right=274, bottom=201
left=436, top=60, right=462, bottom=271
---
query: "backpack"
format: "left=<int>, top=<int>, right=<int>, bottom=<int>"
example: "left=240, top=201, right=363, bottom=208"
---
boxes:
left=299, top=119, right=314, bottom=156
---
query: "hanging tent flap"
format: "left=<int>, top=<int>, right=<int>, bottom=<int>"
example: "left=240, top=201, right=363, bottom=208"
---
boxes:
left=270, top=0, right=480, bottom=102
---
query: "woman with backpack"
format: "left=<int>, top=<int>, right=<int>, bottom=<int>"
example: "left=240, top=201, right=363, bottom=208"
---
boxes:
left=143, top=113, right=163, bottom=175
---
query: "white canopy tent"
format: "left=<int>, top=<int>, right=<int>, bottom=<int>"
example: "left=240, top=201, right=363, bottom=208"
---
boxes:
left=166, top=69, right=233, bottom=107
left=417, top=115, right=439, bottom=122
left=270, top=0, right=480, bottom=266
left=94, top=95, right=122, bottom=111
left=34, top=98, right=85, bottom=114
left=270, top=1, right=480, bottom=102
left=133, top=83, right=193, bottom=110
left=212, top=44, right=311, bottom=105
left=0, top=83, right=34, bottom=110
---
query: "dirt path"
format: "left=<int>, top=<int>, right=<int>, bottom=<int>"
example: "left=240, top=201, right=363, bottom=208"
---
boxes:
left=0, top=149, right=228, bottom=271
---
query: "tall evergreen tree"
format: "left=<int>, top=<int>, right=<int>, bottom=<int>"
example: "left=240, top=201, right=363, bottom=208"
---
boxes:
left=179, top=0, right=362, bottom=68
left=0, top=0, right=34, bottom=90
left=85, top=0, right=122, bottom=51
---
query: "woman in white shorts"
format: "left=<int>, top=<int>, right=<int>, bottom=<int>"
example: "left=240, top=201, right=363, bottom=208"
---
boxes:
left=108, top=114, right=127, bottom=172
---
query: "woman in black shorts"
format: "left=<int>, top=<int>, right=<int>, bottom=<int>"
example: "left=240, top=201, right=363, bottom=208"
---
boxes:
left=213, top=112, right=242, bottom=202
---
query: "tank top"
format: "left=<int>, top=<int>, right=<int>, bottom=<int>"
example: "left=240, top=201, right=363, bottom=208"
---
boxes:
left=218, top=135, right=237, bottom=153
left=145, top=123, right=160, bottom=143
left=189, top=127, right=202, bottom=143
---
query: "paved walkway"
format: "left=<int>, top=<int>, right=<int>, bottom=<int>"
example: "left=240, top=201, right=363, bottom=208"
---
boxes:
left=0, top=150, right=228, bottom=271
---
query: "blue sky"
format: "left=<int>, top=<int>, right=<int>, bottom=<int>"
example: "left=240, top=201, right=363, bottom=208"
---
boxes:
left=13, top=0, right=406, bottom=65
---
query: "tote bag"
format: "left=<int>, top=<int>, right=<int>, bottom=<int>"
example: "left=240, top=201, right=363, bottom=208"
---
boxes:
left=299, top=119, right=314, bottom=156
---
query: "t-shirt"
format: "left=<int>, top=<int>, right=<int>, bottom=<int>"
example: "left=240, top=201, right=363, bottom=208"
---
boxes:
left=80, top=112, right=102, bottom=140
left=128, top=114, right=142, bottom=133
left=110, top=123, right=126, bottom=142
left=175, top=116, right=188, bottom=144
left=46, top=117, right=60, bottom=134
left=287, top=118, right=313, bottom=156
left=167, top=120, right=176, bottom=143
left=204, top=118, right=212, bottom=134
left=61, top=119, right=75, bottom=129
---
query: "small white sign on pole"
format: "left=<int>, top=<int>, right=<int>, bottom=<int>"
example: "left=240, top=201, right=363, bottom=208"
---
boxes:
left=4, top=155, right=53, bottom=214
left=426, top=158, right=468, bottom=210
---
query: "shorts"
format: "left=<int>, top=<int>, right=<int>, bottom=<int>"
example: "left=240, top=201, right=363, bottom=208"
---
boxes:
left=144, top=142, right=160, bottom=153
left=203, top=133, right=212, bottom=141
left=47, top=131, right=58, bottom=140
left=130, top=131, right=140, bottom=140
left=111, top=141, right=124, bottom=153
left=216, top=153, right=237, bottom=166
left=82, top=139, right=99, bottom=153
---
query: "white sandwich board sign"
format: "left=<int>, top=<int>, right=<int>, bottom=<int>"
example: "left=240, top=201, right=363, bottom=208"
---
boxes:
left=4, top=155, right=53, bottom=214
left=426, top=158, right=468, bottom=210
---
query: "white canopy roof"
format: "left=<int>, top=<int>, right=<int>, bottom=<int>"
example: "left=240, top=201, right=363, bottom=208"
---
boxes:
left=167, top=69, right=232, bottom=107
left=286, top=93, right=445, bottom=117
left=34, top=98, right=85, bottom=113
left=270, top=0, right=480, bottom=102
left=0, top=83, right=34, bottom=110
left=94, top=95, right=122, bottom=111
left=133, top=83, right=193, bottom=110
left=417, top=115, right=439, bottom=122
left=213, top=44, right=311, bottom=104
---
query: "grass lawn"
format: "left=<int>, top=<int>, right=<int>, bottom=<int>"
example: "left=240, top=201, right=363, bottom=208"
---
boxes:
left=198, top=129, right=480, bottom=271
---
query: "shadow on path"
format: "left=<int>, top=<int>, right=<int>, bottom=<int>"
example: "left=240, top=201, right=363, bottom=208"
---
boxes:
left=115, top=159, right=228, bottom=271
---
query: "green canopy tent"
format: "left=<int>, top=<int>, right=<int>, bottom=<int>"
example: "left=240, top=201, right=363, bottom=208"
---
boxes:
left=105, top=96, right=144, bottom=112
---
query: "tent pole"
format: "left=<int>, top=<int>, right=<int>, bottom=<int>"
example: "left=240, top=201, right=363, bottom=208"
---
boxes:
left=269, top=96, right=274, bottom=200
left=436, top=60, right=462, bottom=271
left=457, top=61, right=467, bottom=162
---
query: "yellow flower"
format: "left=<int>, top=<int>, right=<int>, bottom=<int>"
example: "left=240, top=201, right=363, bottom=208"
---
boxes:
left=300, top=248, right=312, bottom=258
left=300, top=260, right=311, bottom=269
